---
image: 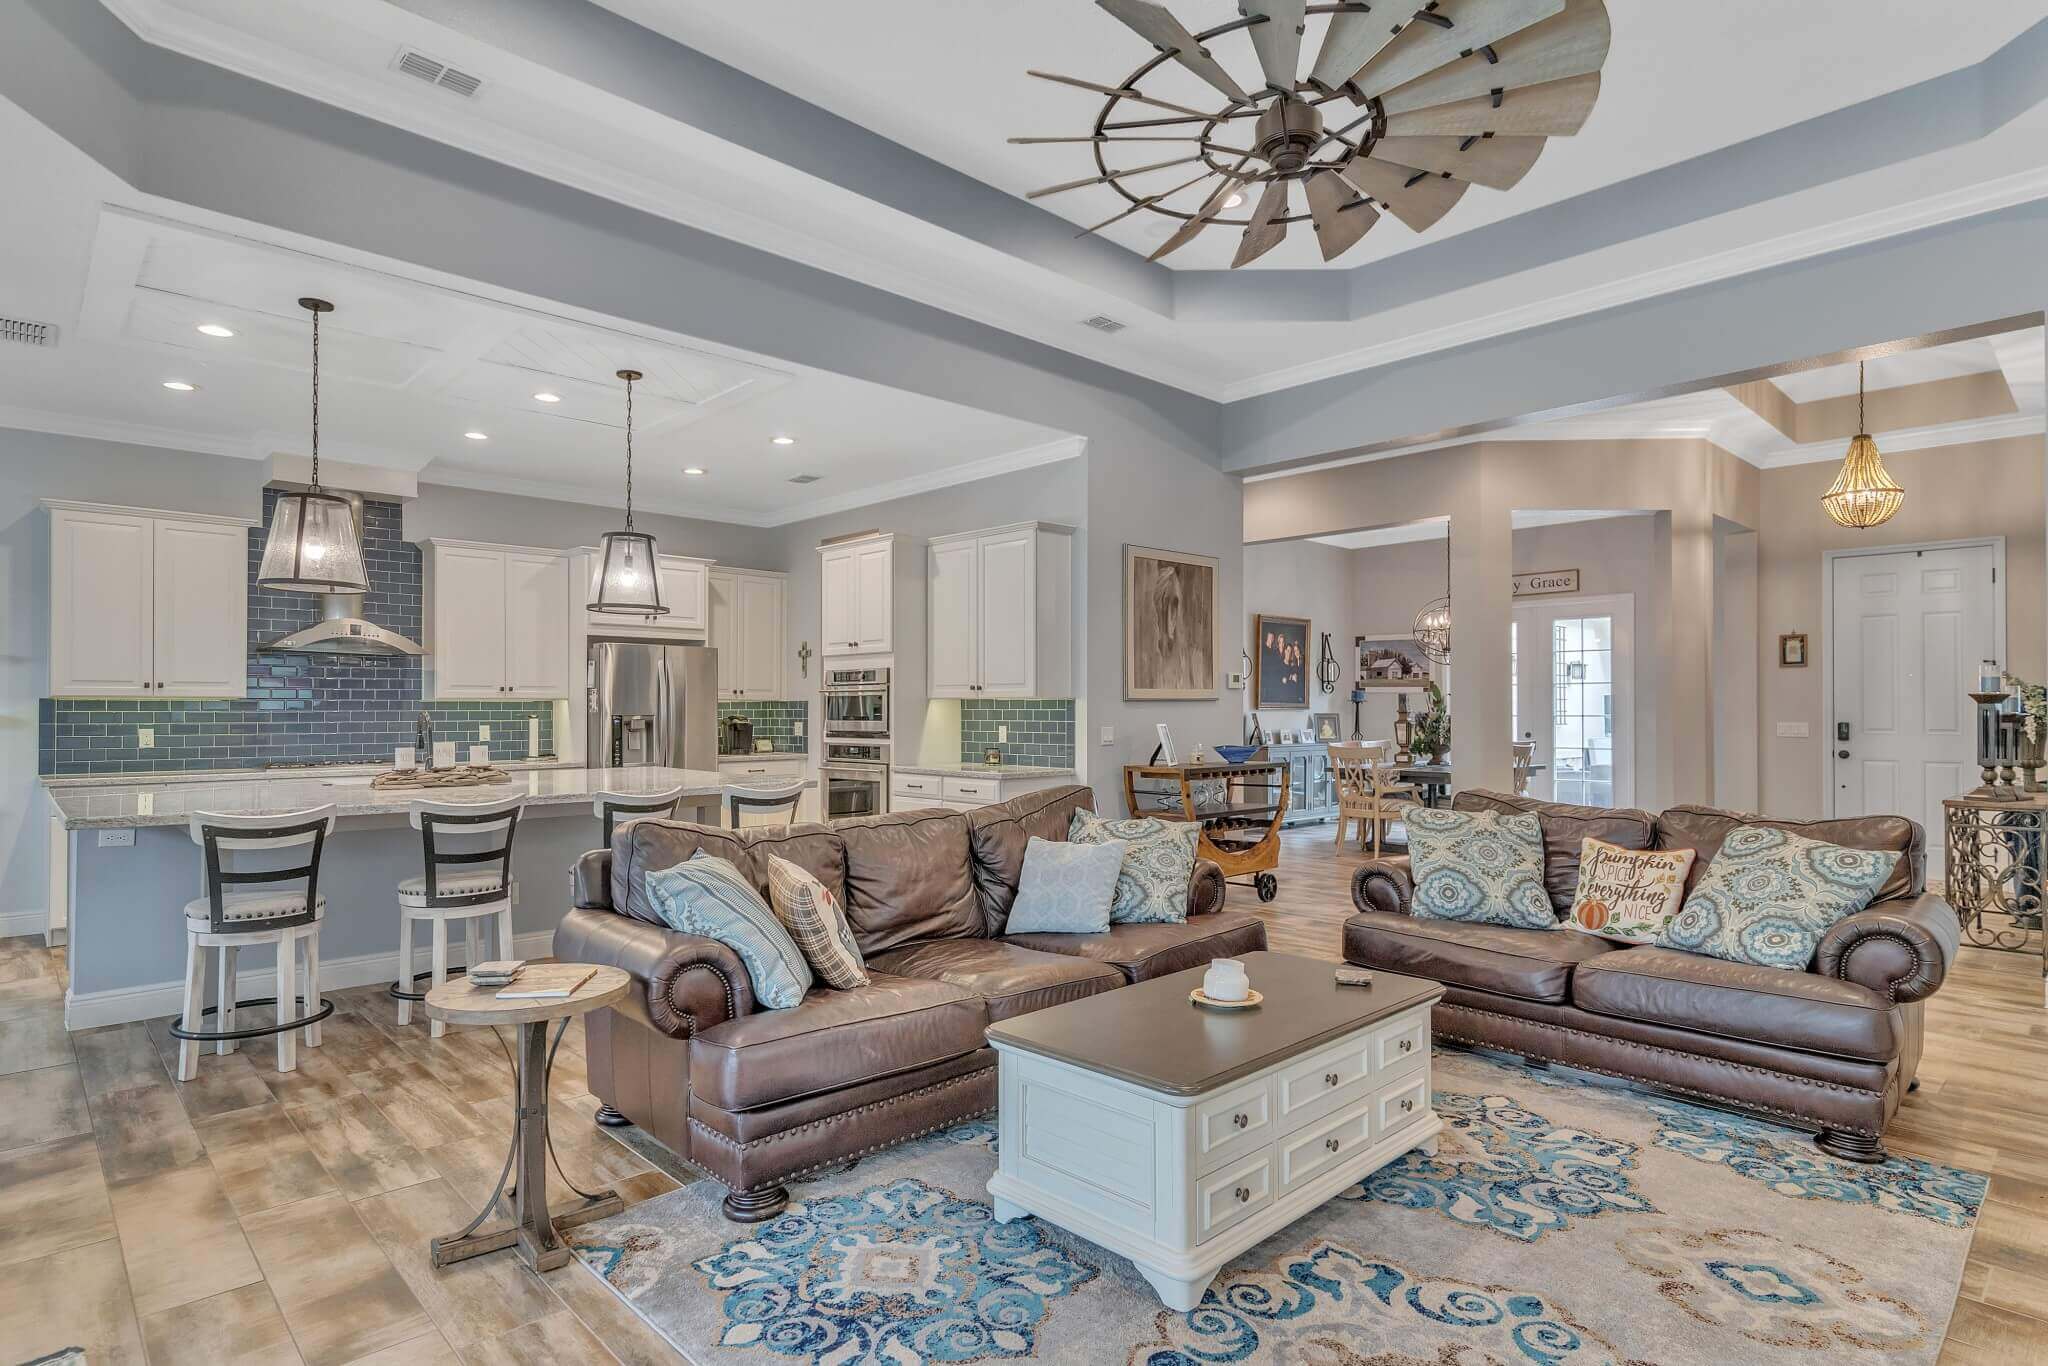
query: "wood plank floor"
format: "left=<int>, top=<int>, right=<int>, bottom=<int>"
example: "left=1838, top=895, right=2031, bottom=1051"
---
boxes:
left=3, top=824, right=2043, bottom=1363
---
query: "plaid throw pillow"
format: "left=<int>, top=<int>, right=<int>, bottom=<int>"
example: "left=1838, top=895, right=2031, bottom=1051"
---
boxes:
left=765, top=855, right=870, bottom=990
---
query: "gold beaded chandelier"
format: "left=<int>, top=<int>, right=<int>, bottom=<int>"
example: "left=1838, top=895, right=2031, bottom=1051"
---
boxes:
left=1821, top=362, right=1905, bottom=530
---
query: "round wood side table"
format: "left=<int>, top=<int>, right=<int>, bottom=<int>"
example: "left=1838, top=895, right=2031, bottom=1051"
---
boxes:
left=424, top=964, right=630, bottom=1272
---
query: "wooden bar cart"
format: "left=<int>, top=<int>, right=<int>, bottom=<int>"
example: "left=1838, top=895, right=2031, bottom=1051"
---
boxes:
left=1123, top=760, right=1290, bottom=902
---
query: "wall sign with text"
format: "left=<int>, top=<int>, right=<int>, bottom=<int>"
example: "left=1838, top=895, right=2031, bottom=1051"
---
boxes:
left=1511, top=568, right=1580, bottom=597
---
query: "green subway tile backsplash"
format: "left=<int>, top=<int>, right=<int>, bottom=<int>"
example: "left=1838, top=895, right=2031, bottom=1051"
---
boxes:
left=959, top=698, right=1075, bottom=768
left=717, top=700, right=809, bottom=754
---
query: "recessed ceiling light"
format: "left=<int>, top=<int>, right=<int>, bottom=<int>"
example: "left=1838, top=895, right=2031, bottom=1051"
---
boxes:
left=682, top=467, right=706, bottom=476
left=195, top=324, right=235, bottom=338
left=464, top=430, right=489, bottom=441
left=771, top=435, right=796, bottom=446
left=533, top=391, right=561, bottom=403
left=161, top=380, right=197, bottom=391
left=1221, top=192, right=1244, bottom=210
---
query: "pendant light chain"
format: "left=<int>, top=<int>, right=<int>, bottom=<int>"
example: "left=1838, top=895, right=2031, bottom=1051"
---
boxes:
left=310, top=305, right=321, bottom=490
left=1858, top=361, right=1866, bottom=433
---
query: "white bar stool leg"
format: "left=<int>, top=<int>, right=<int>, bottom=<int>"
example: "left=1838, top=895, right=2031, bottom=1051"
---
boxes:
left=303, top=929, right=322, bottom=1049
left=178, top=931, right=206, bottom=1082
left=429, top=917, right=449, bottom=1039
left=275, top=931, right=298, bottom=1073
left=496, top=906, right=515, bottom=963
left=396, top=908, right=414, bottom=1026
left=216, top=944, right=239, bottom=1055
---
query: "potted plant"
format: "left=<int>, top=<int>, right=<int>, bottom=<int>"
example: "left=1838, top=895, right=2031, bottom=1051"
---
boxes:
left=1415, top=680, right=1451, bottom=765
left=2003, top=672, right=2047, bottom=790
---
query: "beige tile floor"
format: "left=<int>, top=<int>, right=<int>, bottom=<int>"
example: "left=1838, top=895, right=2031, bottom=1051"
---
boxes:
left=3, top=825, right=2045, bottom=1363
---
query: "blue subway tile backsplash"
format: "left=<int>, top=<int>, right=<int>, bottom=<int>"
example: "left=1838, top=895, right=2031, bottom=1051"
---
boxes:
left=41, top=492, right=553, bottom=774
left=959, top=698, right=1075, bottom=768
left=716, top=700, right=809, bottom=754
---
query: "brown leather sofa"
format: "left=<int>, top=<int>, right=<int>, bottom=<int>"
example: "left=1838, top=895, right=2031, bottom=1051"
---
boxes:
left=555, top=784, right=1266, bottom=1220
left=1344, top=790, right=1959, bottom=1163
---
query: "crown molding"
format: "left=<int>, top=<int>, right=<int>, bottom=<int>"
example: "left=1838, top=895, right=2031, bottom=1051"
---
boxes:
left=1747, top=411, right=2046, bottom=469
left=0, top=405, right=255, bottom=460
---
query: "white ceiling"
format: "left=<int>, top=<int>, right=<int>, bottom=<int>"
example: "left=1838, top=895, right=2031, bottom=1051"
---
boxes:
left=600, top=0, right=2048, bottom=273
left=1770, top=337, right=2007, bottom=402
left=0, top=98, right=1070, bottom=525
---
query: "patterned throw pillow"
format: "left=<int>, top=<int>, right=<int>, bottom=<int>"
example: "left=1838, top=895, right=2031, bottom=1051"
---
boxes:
left=1069, top=808, right=1198, bottom=924
left=1004, top=836, right=1126, bottom=935
left=1403, top=804, right=1554, bottom=930
left=644, top=853, right=813, bottom=1009
left=1566, top=837, right=1697, bottom=944
left=1664, top=825, right=1899, bottom=970
left=764, top=855, right=869, bottom=991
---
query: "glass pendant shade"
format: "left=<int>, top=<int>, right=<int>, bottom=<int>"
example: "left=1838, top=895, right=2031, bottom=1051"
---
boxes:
left=587, top=529, right=666, bottom=615
left=1821, top=432, right=1905, bottom=529
left=258, top=488, right=367, bottom=593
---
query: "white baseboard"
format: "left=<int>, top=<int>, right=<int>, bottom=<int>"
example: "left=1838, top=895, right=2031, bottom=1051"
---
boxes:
left=0, top=908, right=49, bottom=940
left=64, top=928, right=558, bottom=1030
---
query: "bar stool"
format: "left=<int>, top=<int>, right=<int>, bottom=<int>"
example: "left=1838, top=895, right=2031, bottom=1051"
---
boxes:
left=173, top=806, right=338, bottom=1081
left=393, top=795, right=523, bottom=1038
left=727, top=778, right=805, bottom=829
left=592, top=783, right=690, bottom=847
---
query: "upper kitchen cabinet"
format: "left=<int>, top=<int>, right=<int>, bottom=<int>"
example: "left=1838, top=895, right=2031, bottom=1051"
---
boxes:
left=709, top=567, right=787, bottom=699
left=580, top=550, right=712, bottom=637
left=47, top=502, right=250, bottom=698
left=927, top=522, right=1073, bottom=699
left=820, top=532, right=897, bottom=658
left=422, top=540, right=571, bottom=700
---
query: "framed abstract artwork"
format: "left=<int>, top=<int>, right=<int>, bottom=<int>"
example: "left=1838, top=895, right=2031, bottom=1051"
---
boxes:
left=1124, top=545, right=1219, bottom=700
left=1255, top=614, right=1311, bottom=709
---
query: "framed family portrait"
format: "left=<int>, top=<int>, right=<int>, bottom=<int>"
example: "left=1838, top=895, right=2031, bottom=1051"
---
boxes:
left=1124, top=545, right=1219, bottom=700
left=1254, top=613, right=1311, bottom=709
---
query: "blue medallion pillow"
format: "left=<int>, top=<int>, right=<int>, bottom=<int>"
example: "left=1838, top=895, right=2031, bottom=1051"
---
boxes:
left=1004, top=836, right=1126, bottom=935
left=644, top=852, right=813, bottom=1008
left=1403, top=804, right=1554, bottom=930
left=1069, top=808, right=1198, bottom=924
left=1662, top=825, right=1899, bottom=970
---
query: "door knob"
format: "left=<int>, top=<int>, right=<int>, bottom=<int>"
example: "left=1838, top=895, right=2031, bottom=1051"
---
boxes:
left=1837, top=749, right=1851, bottom=759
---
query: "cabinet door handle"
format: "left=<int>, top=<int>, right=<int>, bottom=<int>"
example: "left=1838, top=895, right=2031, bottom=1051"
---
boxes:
left=1325, top=1137, right=1340, bottom=1153
left=1324, top=1071, right=1339, bottom=1087
left=1231, top=1112, right=1248, bottom=1129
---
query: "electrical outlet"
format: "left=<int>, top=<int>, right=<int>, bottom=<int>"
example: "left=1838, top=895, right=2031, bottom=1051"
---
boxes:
left=97, top=828, right=134, bottom=847
left=998, top=724, right=1008, bottom=743
left=136, top=727, right=154, bottom=749
left=794, top=719, right=805, bottom=737
left=478, top=724, right=491, bottom=742
left=1100, top=725, right=1115, bottom=746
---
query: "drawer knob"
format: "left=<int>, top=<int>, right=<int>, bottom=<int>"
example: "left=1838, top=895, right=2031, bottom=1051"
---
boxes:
left=1324, top=1071, right=1339, bottom=1087
left=1232, top=1112, right=1248, bottom=1129
left=1234, top=1186, right=1250, bottom=1203
left=1324, top=1137, right=1340, bottom=1153
left=1398, top=1038, right=1415, bottom=1054
left=1400, top=1097, right=1416, bottom=1112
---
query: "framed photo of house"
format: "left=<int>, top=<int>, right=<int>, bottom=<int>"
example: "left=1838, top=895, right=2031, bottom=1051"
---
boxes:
left=1255, top=614, right=1311, bottom=709
left=1124, top=545, right=1219, bottom=700
left=1779, top=632, right=1809, bottom=667
left=1356, top=634, right=1435, bottom=686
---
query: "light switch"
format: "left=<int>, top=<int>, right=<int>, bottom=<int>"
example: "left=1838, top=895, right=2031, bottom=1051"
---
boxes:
left=478, top=724, right=491, bottom=742
left=137, top=727, right=154, bottom=749
left=1775, top=721, right=1810, bottom=738
left=998, top=725, right=1008, bottom=743
left=1100, top=725, right=1115, bottom=746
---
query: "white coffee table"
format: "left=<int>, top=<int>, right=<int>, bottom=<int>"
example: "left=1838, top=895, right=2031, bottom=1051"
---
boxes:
left=985, top=951, right=1442, bottom=1310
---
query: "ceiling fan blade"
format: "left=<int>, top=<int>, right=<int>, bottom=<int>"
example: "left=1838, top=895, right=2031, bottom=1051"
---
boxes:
left=1149, top=165, right=1253, bottom=261
left=1351, top=0, right=1565, bottom=98
left=1239, top=0, right=1307, bottom=93
left=1382, top=73, right=1600, bottom=136
left=1336, top=156, right=1471, bottom=232
left=1096, top=0, right=1253, bottom=104
left=1073, top=170, right=1217, bottom=236
left=1026, top=153, right=1204, bottom=199
left=1028, top=70, right=1216, bottom=119
left=1308, top=5, right=1415, bottom=92
left=1379, top=0, right=1611, bottom=117
left=1231, top=178, right=1291, bottom=268
left=1008, top=134, right=1207, bottom=143
left=1302, top=169, right=1380, bottom=260
left=1367, top=133, right=1547, bottom=189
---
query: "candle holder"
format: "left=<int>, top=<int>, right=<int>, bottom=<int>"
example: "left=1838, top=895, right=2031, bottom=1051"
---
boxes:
left=1970, top=692, right=2023, bottom=800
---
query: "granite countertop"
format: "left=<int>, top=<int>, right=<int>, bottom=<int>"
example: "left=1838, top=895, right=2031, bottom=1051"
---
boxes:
left=41, top=757, right=570, bottom=789
left=891, top=763, right=1078, bottom=780
left=45, top=765, right=811, bottom=830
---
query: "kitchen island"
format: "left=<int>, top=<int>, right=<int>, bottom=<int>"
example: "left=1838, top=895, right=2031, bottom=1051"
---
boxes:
left=45, top=765, right=806, bottom=1027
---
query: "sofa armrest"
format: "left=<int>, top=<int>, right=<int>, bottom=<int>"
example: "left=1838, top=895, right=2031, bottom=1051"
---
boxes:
left=573, top=850, right=612, bottom=910
left=555, top=907, right=756, bottom=1038
left=1815, top=892, right=1959, bottom=1005
left=1352, top=860, right=1414, bottom=916
left=1188, top=858, right=1226, bottom=916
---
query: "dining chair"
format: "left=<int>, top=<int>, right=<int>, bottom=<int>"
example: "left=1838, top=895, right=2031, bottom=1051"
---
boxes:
left=1329, top=741, right=1419, bottom=857
left=1512, top=741, right=1537, bottom=797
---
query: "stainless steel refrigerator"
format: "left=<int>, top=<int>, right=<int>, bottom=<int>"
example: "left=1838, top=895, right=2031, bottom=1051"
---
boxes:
left=587, top=639, right=718, bottom=770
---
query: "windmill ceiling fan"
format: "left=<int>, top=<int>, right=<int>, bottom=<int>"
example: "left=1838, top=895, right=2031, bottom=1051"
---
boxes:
left=1016, top=0, right=1612, bottom=266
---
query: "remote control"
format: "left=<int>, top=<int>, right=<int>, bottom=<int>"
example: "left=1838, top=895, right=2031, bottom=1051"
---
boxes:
left=1335, top=965, right=1374, bottom=987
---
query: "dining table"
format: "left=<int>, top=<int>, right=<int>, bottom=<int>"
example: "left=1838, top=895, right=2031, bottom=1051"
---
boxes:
left=1396, top=762, right=1549, bottom=809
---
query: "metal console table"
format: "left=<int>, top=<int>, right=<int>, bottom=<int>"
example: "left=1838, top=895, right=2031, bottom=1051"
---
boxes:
left=1942, top=791, right=2047, bottom=1008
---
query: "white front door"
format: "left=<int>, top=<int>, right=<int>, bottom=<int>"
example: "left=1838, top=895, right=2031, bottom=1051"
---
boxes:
left=1829, top=544, right=1999, bottom=876
left=1511, top=595, right=1636, bottom=808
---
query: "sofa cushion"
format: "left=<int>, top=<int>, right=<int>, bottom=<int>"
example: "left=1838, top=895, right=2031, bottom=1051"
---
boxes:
left=689, top=972, right=987, bottom=1111
left=1071, top=809, right=1199, bottom=925
left=1006, top=911, right=1268, bottom=983
left=1454, top=790, right=1656, bottom=913
left=741, top=826, right=848, bottom=913
left=764, top=854, right=869, bottom=991
left=1574, top=947, right=1896, bottom=1062
left=1566, top=838, right=1696, bottom=944
left=1655, top=804, right=1922, bottom=903
left=1342, top=910, right=1620, bottom=1003
left=1004, top=836, right=1124, bottom=935
left=614, top=821, right=756, bottom=927
left=1665, top=826, right=1898, bottom=970
left=645, top=854, right=813, bottom=1010
left=867, top=939, right=1124, bottom=1022
left=966, top=785, right=1096, bottom=932
left=1404, top=804, right=1555, bottom=930
left=835, top=808, right=984, bottom=955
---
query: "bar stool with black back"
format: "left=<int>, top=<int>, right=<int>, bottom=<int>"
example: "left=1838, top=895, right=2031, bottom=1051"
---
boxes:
left=174, top=805, right=338, bottom=1081
left=727, top=776, right=804, bottom=829
left=393, top=794, right=524, bottom=1039
left=592, top=782, right=689, bottom=847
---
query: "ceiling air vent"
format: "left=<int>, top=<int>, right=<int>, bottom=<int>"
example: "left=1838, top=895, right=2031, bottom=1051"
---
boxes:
left=0, top=316, right=57, bottom=348
left=393, top=49, right=483, bottom=97
left=787, top=474, right=823, bottom=485
left=1080, top=314, right=1126, bottom=334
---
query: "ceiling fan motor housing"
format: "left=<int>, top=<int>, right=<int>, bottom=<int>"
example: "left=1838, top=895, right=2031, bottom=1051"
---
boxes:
left=1253, top=97, right=1323, bottom=173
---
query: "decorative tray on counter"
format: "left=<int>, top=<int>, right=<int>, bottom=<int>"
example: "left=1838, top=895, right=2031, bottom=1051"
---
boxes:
left=370, top=764, right=514, bottom=791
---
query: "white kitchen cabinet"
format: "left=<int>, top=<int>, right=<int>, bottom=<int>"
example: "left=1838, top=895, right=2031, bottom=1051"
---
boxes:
left=926, top=522, right=1072, bottom=699
left=890, top=769, right=1069, bottom=811
left=423, top=541, right=571, bottom=700
left=582, top=551, right=712, bottom=636
left=719, top=753, right=815, bottom=823
left=820, top=533, right=895, bottom=657
left=709, top=568, right=787, bottom=699
left=46, top=502, right=250, bottom=698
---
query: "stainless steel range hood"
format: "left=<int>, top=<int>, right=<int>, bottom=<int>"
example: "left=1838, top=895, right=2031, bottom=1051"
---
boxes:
left=257, top=490, right=423, bottom=657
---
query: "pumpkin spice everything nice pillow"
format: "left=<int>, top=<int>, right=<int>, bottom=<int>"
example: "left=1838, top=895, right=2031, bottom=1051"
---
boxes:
left=1565, top=837, right=1697, bottom=944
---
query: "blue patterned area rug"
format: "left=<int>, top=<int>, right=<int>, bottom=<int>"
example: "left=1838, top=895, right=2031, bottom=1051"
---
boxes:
left=569, top=1049, right=1984, bottom=1365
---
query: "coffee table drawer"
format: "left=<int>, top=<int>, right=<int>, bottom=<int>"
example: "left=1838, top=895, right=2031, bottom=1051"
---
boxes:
left=1195, top=1151, right=1274, bottom=1244
left=1278, top=1096, right=1374, bottom=1194
left=1377, top=1070, right=1430, bottom=1137
left=1275, top=1028, right=1374, bottom=1132
left=1375, top=1012, right=1427, bottom=1071
left=1192, top=1077, right=1274, bottom=1175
